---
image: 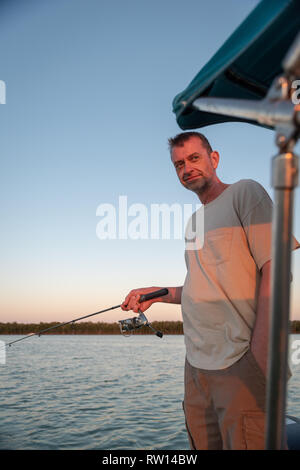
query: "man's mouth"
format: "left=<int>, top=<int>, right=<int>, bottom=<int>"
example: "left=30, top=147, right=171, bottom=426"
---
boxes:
left=184, top=175, right=202, bottom=182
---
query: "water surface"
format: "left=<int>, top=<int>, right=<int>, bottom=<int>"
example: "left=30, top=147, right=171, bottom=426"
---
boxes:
left=0, top=334, right=299, bottom=450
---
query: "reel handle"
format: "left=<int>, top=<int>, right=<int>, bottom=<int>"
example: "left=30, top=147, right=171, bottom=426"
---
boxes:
left=138, top=310, right=164, bottom=339
left=139, top=288, right=169, bottom=303
left=146, top=323, right=163, bottom=339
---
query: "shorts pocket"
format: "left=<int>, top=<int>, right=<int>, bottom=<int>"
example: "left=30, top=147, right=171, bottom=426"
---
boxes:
left=242, top=411, right=266, bottom=450
left=245, top=350, right=266, bottom=386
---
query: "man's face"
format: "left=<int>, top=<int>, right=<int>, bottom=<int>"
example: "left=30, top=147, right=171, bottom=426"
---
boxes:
left=171, top=136, right=218, bottom=193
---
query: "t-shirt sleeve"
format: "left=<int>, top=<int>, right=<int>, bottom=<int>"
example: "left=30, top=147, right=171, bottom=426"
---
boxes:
left=239, top=181, right=300, bottom=271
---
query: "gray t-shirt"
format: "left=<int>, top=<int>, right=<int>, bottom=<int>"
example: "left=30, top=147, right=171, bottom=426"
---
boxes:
left=181, top=179, right=300, bottom=370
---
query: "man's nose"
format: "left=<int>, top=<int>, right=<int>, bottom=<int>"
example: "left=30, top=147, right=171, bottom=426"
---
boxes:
left=183, top=160, right=194, bottom=175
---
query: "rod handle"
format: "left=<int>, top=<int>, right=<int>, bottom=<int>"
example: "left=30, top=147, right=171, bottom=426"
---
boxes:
left=139, top=288, right=169, bottom=303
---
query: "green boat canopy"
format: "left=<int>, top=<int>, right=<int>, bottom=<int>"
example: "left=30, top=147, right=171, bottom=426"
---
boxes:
left=172, top=0, right=300, bottom=130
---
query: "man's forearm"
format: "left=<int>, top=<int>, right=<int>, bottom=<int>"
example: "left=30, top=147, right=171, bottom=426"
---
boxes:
left=250, top=290, right=270, bottom=376
left=162, top=286, right=183, bottom=305
left=250, top=261, right=271, bottom=376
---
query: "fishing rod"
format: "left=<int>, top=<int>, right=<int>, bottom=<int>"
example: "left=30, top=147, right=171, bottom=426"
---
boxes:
left=3, top=288, right=168, bottom=348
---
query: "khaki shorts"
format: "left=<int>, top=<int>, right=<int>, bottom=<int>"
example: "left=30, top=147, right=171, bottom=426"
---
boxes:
left=183, top=349, right=287, bottom=450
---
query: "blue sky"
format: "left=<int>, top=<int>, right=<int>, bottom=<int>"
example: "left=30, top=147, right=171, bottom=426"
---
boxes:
left=0, top=0, right=299, bottom=323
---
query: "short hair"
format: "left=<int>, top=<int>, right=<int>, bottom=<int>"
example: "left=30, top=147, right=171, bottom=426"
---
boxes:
left=168, top=131, right=213, bottom=155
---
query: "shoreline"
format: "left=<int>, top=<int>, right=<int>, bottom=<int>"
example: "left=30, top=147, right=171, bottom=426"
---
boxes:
left=0, top=321, right=184, bottom=335
left=1, top=320, right=299, bottom=335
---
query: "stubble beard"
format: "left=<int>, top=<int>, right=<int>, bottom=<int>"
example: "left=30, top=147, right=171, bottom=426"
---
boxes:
left=184, top=175, right=211, bottom=196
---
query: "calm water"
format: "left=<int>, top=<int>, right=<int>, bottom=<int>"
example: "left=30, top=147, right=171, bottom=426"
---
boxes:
left=0, top=334, right=299, bottom=450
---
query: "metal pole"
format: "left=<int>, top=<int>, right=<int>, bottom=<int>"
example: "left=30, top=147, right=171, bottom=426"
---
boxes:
left=266, top=150, right=299, bottom=449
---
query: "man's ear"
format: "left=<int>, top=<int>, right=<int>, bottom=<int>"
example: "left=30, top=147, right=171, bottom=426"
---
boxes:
left=210, top=151, right=220, bottom=169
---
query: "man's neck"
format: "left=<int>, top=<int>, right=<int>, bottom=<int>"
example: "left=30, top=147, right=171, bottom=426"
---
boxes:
left=196, top=180, right=230, bottom=205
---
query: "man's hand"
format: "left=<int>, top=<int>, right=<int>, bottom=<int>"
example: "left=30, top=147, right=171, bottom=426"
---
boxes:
left=121, top=287, right=162, bottom=313
left=121, top=286, right=183, bottom=313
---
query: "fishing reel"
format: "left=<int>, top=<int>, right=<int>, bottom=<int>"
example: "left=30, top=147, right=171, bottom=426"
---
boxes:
left=118, top=310, right=163, bottom=338
left=118, top=288, right=168, bottom=338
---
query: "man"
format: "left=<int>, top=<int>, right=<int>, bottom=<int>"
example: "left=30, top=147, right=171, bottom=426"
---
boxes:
left=121, top=132, right=299, bottom=450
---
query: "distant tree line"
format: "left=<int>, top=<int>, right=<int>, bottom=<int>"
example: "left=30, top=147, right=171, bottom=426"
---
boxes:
left=1, top=320, right=300, bottom=335
left=0, top=321, right=184, bottom=335
left=289, top=320, right=300, bottom=333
